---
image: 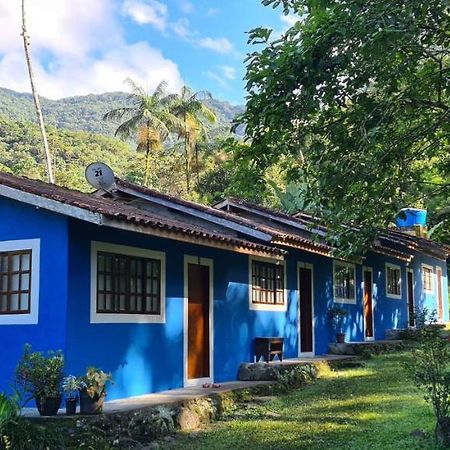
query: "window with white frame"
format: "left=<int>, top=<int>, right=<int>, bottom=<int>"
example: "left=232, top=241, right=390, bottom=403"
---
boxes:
left=91, top=242, right=165, bottom=324
left=249, top=257, right=286, bottom=311
left=251, top=260, right=284, bottom=305
left=0, top=239, right=40, bottom=325
left=333, top=262, right=356, bottom=303
left=422, top=265, right=434, bottom=293
left=386, top=263, right=401, bottom=298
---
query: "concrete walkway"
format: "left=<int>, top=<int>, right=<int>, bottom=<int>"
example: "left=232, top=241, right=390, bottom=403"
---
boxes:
left=22, top=354, right=352, bottom=417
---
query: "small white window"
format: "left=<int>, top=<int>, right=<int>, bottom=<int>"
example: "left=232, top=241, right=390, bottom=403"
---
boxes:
left=422, top=264, right=434, bottom=294
left=385, top=263, right=402, bottom=299
left=90, top=242, right=166, bottom=324
left=0, top=239, right=40, bottom=325
left=333, top=261, right=356, bottom=304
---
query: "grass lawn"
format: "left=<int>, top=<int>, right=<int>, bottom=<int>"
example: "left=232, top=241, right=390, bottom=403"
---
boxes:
left=164, top=353, right=444, bottom=450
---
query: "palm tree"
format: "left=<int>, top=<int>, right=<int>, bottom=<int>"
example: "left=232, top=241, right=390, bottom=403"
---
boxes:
left=103, top=79, right=180, bottom=187
left=168, top=86, right=217, bottom=193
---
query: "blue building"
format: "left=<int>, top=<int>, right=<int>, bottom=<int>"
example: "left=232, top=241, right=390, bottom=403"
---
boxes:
left=0, top=172, right=448, bottom=400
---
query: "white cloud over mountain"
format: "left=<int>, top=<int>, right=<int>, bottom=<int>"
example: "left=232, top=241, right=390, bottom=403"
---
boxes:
left=0, top=0, right=182, bottom=99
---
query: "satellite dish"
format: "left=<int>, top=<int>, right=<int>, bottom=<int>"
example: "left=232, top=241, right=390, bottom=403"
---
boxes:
left=85, top=162, right=116, bottom=191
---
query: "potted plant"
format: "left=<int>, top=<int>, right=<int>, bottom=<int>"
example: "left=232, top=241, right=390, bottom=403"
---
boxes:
left=78, top=367, right=113, bottom=415
left=62, top=375, right=79, bottom=415
left=15, top=344, right=64, bottom=416
left=328, top=305, right=349, bottom=343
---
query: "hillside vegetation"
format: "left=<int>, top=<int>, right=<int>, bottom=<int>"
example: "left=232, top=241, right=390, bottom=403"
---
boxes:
left=0, top=87, right=243, bottom=138
left=0, top=115, right=136, bottom=191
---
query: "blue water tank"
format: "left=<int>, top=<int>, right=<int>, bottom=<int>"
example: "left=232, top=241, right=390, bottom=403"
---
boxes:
left=396, top=208, right=427, bottom=228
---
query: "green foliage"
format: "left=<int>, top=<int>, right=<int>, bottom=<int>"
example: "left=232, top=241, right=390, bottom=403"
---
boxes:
left=78, top=367, right=113, bottom=399
left=0, top=87, right=243, bottom=139
left=275, top=364, right=317, bottom=393
left=238, top=0, right=450, bottom=255
left=15, top=344, right=64, bottom=404
left=0, top=392, right=61, bottom=450
left=328, top=304, right=348, bottom=333
left=407, top=310, right=450, bottom=424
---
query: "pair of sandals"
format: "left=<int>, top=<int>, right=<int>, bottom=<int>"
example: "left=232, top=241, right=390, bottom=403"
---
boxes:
left=202, top=383, right=221, bottom=388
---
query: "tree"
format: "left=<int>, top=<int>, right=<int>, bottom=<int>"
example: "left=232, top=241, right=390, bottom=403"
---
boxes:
left=238, top=0, right=450, bottom=255
left=103, top=79, right=180, bottom=187
left=169, top=86, right=217, bottom=193
left=21, top=0, right=54, bottom=183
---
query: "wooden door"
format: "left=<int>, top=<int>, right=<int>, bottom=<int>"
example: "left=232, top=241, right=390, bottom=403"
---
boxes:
left=407, top=271, right=415, bottom=326
left=299, top=267, right=313, bottom=354
left=363, top=270, right=374, bottom=339
left=437, top=267, right=443, bottom=321
left=187, top=264, right=210, bottom=380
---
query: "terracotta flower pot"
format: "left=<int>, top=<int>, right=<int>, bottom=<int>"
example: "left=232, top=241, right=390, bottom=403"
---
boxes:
left=36, top=396, right=62, bottom=416
left=336, top=333, right=345, bottom=343
left=79, top=389, right=105, bottom=414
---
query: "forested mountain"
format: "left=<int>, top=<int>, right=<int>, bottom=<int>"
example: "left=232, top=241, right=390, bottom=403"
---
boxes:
left=0, top=115, right=136, bottom=191
left=0, top=87, right=244, bottom=137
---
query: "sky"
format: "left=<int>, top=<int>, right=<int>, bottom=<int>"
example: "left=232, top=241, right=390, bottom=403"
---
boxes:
left=0, top=0, right=296, bottom=104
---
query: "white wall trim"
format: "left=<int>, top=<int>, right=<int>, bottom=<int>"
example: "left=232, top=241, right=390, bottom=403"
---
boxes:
left=183, top=255, right=214, bottom=387
left=90, top=241, right=166, bottom=324
left=362, top=266, right=375, bottom=341
left=248, top=255, right=287, bottom=312
left=406, top=268, right=415, bottom=326
left=333, top=260, right=356, bottom=305
left=436, top=266, right=443, bottom=321
left=385, top=262, right=402, bottom=299
left=0, top=239, right=40, bottom=325
left=0, top=185, right=102, bottom=225
left=421, top=263, right=435, bottom=295
left=297, top=261, right=315, bottom=357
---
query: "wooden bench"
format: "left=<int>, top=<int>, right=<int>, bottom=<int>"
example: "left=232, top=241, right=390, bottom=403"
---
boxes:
left=254, top=337, right=284, bottom=363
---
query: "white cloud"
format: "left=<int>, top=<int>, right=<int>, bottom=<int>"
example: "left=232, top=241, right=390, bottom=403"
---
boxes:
left=220, top=65, right=236, bottom=80
left=178, top=0, right=194, bottom=14
left=170, top=18, right=192, bottom=39
left=0, top=0, right=182, bottom=99
left=122, top=0, right=168, bottom=31
left=205, top=71, right=228, bottom=89
left=206, top=65, right=236, bottom=89
left=280, top=13, right=300, bottom=29
left=206, top=8, right=220, bottom=17
left=196, top=37, right=233, bottom=54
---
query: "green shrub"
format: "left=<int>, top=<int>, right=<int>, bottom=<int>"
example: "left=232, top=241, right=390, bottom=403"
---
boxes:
left=0, top=392, right=61, bottom=450
left=15, top=344, right=64, bottom=405
left=406, top=309, right=450, bottom=435
left=275, top=364, right=317, bottom=393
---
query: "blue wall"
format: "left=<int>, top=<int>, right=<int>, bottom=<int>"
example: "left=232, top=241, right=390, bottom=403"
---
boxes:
left=0, top=198, right=448, bottom=402
left=65, top=220, right=299, bottom=399
left=0, top=197, right=69, bottom=394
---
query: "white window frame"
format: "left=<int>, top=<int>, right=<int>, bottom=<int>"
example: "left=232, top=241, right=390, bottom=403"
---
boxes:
left=385, top=263, right=402, bottom=299
left=0, top=239, right=40, bottom=325
left=90, top=241, right=166, bottom=324
left=248, top=256, right=287, bottom=311
left=333, top=261, right=356, bottom=304
left=422, top=263, right=434, bottom=295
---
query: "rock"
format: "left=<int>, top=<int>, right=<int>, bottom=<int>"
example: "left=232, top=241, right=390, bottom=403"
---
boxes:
left=238, top=362, right=279, bottom=381
left=264, top=411, right=281, bottom=419
left=385, top=329, right=403, bottom=340
left=176, top=407, right=201, bottom=431
left=142, top=443, right=160, bottom=450
left=328, top=343, right=351, bottom=355
left=117, top=437, right=144, bottom=450
left=163, top=435, right=175, bottom=443
left=410, top=429, right=426, bottom=439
